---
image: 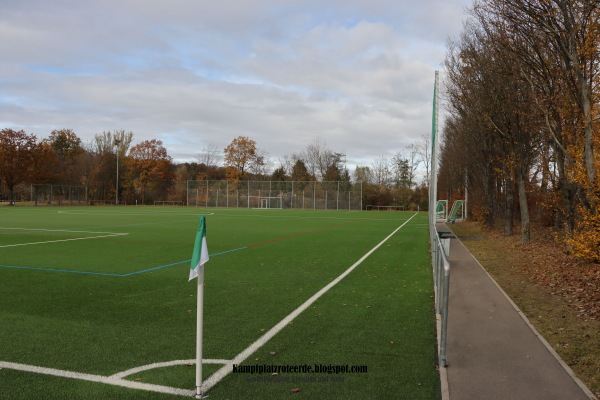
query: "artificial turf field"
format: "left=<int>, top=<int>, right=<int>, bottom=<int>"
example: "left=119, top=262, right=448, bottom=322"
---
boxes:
left=0, top=206, right=440, bottom=400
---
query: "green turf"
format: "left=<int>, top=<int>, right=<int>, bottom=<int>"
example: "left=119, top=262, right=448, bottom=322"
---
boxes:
left=0, top=206, right=439, bottom=399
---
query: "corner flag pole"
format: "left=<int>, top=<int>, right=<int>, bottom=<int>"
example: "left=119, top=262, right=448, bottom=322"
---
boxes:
left=189, top=216, right=210, bottom=399
left=196, top=264, right=205, bottom=398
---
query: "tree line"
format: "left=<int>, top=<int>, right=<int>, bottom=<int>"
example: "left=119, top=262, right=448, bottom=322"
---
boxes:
left=440, top=0, right=599, bottom=259
left=0, top=129, right=430, bottom=209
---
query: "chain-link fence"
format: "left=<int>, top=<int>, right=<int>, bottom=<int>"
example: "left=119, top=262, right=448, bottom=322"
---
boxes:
left=31, top=184, right=88, bottom=206
left=187, top=180, right=362, bottom=210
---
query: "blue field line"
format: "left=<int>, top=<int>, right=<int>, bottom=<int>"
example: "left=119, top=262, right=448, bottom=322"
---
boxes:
left=0, top=264, right=124, bottom=277
left=0, top=246, right=248, bottom=277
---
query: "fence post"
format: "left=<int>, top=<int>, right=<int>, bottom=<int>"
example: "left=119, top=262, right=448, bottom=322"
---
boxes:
left=440, top=256, right=450, bottom=367
left=360, top=181, right=363, bottom=210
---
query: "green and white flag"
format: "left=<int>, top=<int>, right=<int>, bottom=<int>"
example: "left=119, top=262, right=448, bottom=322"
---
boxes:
left=189, top=216, right=209, bottom=281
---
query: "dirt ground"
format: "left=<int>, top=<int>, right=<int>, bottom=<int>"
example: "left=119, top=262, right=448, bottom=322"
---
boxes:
left=448, top=220, right=600, bottom=398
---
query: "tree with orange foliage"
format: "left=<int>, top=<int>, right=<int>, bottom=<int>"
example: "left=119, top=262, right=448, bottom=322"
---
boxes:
left=126, top=139, right=175, bottom=204
left=472, top=0, right=600, bottom=255
left=0, top=129, right=37, bottom=201
left=223, top=136, right=258, bottom=182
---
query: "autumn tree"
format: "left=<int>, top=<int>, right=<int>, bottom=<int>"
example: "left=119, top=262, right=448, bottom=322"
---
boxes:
left=173, top=163, right=203, bottom=203
left=46, top=129, right=84, bottom=185
left=444, top=30, right=502, bottom=227
left=84, top=130, right=133, bottom=201
left=28, top=141, right=59, bottom=185
left=443, top=0, right=600, bottom=253
left=448, top=18, right=541, bottom=242
left=478, top=0, right=599, bottom=204
left=485, top=0, right=597, bottom=244
left=0, top=129, right=37, bottom=201
left=223, top=136, right=258, bottom=182
left=126, top=139, right=175, bottom=204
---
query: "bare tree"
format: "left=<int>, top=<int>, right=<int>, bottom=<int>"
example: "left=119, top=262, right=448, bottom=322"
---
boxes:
left=414, top=133, right=431, bottom=186
left=354, top=166, right=373, bottom=184
left=370, top=155, right=392, bottom=189
left=392, top=148, right=418, bottom=189
left=249, top=148, right=272, bottom=178
left=301, top=137, right=336, bottom=180
left=196, top=144, right=222, bottom=169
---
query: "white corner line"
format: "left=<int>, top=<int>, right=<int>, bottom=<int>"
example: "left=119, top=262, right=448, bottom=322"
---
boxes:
left=200, top=212, right=420, bottom=393
left=110, top=359, right=230, bottom=379
left=0, top=360, right=195, bottom=397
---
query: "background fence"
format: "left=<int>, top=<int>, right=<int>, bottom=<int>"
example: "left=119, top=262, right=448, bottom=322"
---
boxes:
left=187, top=180, right=362, bottom=210
left=31, top=184, right=88, bottom=206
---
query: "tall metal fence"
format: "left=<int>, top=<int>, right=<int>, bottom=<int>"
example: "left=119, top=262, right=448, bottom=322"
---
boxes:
left=431, top=227, right=451, bottom=367
left=31, top=184, right=88, bottom=206
left=187, top=180, right=362, bottom=210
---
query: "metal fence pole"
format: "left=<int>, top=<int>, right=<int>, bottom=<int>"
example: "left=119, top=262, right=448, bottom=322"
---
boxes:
left=440, top=254, right=450, bottom=367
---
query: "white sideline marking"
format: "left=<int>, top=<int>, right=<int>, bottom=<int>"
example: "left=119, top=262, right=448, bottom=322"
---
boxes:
left=0, top=361, right=195, bottom=397
left=58, top=210, right=216, bottom=217
left=111, top=359, right=230, bottom=379
left=200, top=212, right=419, bottom=393
left=0, top=232, right=128, bottom=248
left=0, top=227, right=126, bottom=235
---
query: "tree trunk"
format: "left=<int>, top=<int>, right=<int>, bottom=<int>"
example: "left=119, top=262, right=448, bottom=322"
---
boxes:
left=484, top=159, right=496, bottom=228
left=517, top=169, right=530, bottom=243
left=504, top=174, right=514, bottom=236
left=555, top=150, right=575, bottom=234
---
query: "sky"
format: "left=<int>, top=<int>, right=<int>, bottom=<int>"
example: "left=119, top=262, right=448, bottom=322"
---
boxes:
left=0, top=0, right=473, bottom=172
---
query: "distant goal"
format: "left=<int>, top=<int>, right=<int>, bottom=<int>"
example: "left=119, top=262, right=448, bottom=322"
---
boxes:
left=249, top=196, right=283, bottom=209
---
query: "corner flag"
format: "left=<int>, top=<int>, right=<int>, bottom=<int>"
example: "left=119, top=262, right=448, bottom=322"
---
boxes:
left=189, top=216, right=209, bottom=398
left=189, top=216, right=209, bottom=281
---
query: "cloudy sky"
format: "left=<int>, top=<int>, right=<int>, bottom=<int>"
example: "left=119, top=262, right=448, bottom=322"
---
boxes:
left=0, top=0, right=472, bottom=171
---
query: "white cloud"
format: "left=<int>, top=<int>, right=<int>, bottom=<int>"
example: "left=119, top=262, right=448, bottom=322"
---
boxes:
left=0, top=0, right=472, bottom=170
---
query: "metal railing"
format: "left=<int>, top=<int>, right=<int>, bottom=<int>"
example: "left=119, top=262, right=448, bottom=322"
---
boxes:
left=431, top=227, right=451, bottom=367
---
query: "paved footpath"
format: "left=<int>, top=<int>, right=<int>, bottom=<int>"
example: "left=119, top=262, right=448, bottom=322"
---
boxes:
left=438, top=223, right=596, bottom=400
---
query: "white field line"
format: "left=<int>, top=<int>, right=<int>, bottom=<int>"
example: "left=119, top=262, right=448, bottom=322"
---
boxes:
left=110, top=359, right=230, bottom=379
left=0, top=232, right=128, bottom=248
left=0, top=227, right=124, bottom=234
left=0, top=360, right=195, bottom=397
left=58, top=210, right=215, bottom=217
left=200, top=212, right=419, bottom=393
